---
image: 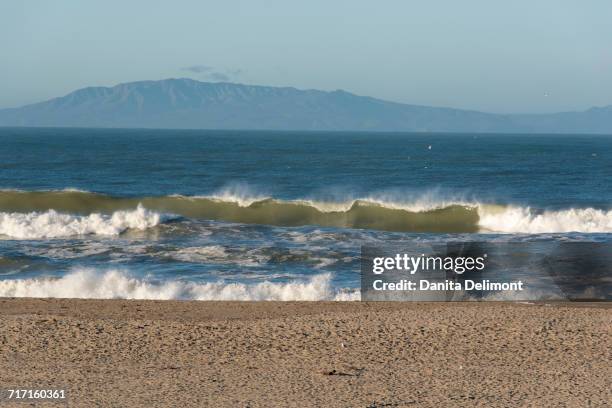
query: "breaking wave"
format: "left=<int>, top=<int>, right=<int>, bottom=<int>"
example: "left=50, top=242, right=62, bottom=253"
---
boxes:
left=0, top=204, right=167, bottom=239
left=0, top=269, right=360, bottom=301
left=0, top=189, right=610, bottom=233
left=478, top=206, right=612, bottom=233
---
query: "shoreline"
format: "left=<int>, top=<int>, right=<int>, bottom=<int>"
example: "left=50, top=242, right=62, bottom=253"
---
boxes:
left=0, top=299, right=610, bottom=407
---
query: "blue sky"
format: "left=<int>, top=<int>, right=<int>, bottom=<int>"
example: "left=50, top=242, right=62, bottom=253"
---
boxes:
left=1, top=0, right=611, bottom=113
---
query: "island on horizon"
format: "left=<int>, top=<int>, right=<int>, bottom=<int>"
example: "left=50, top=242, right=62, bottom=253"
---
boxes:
left=1, top=78, right=611, bottom=134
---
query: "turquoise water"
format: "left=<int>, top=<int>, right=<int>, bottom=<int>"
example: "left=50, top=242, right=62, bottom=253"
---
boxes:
left=0, top=128, right=610, bottom=300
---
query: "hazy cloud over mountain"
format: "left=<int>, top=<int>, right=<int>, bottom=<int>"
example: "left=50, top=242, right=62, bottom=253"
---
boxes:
left=181, top=65, right=214, bottom=74
left=181, top=65, right=242, bottom=82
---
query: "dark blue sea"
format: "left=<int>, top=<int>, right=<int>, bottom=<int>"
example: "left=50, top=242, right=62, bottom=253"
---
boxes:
left=1, top=128, right=610, bottom=300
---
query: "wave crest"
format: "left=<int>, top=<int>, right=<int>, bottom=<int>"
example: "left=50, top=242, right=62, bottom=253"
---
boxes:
left=0, top=269, right=359, bottom=301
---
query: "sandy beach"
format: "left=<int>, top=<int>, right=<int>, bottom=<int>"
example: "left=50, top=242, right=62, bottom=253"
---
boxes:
left=0, top=299, right=610, bottom=407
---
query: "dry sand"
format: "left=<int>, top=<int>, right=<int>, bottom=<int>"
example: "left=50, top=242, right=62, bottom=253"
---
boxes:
left=0, top=299, right=610, bottom=407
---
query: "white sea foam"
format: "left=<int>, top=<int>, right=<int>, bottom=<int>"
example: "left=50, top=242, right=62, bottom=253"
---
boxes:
left=165, top=246, right=267, bottom=266
left=0, top=205, right=166, bottom=239
left=0, top=269, right=360, bottom=301
left=21, top=241, right=112, bottom=259
left=170, top=245, right=229, bottom=262
left=477, top=206, right=612, bottom=233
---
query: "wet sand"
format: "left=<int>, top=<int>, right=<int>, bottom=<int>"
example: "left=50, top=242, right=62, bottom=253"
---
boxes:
left=0, top=299, right=610, bottom=407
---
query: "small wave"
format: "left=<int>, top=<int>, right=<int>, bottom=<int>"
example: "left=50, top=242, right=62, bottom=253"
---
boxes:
left=0, top=205, right=166, bottom=239
left=0, top=269, right=359, bottom=301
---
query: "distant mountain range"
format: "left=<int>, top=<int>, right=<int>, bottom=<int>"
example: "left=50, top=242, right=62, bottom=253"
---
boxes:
left=1, top=78, right=611, bottom=133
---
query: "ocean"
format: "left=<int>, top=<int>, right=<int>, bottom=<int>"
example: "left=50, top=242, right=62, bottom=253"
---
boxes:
left=0, top=128, right=610, bottom=300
